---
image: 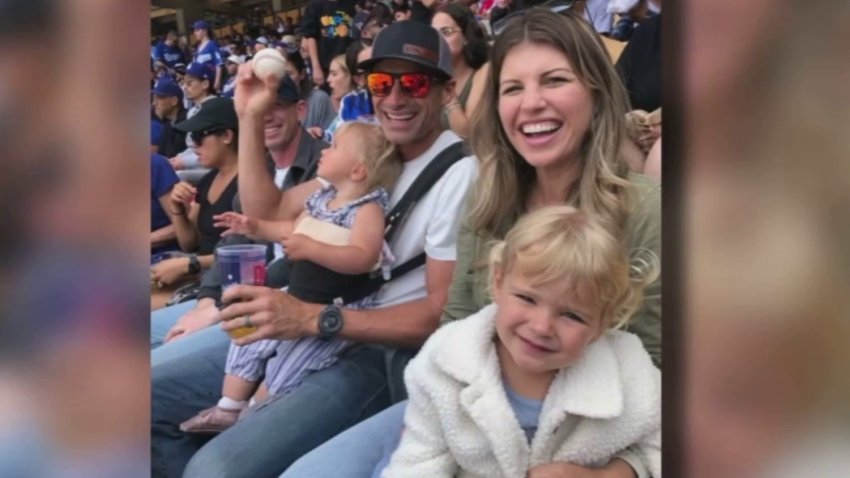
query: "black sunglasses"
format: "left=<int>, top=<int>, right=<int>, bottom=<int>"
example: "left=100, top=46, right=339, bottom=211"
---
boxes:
left=189, top=128, right=226, bottom=144
left=491, top=0, right=577, bottom=36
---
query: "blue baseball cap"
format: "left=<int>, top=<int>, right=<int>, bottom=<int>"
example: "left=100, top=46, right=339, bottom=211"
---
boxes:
left=185, top=62, right=216, bottom=83
left=192, top=20, right=210, bottom=30
left=151, top=77, right=183, bottom=99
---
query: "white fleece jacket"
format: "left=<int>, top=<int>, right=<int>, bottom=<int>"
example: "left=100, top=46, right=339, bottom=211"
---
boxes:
left=381, top=303, right=661, bottom=478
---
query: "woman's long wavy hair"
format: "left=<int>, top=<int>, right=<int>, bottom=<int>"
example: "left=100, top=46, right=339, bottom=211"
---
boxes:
left=468, top=8, right=634, bottom=239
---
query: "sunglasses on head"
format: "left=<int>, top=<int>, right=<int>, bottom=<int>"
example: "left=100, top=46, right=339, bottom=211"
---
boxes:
left=189, top=128, right=226, bottom=143
left=366, top=72, right=435, bottom=98
left=492, top=0, right=577, bottom=36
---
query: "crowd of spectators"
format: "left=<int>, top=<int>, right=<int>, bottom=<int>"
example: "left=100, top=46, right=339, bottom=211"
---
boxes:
left=151, top=0, right=662, bottom=477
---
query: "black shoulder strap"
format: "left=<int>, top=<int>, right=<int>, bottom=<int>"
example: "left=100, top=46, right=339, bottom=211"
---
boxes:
left=374, top=141, right=467, bottom=283
left=384, top=141, right=467, bottom=244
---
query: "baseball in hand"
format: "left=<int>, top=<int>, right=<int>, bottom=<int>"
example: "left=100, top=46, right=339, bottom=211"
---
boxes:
left=251, top=49, right=288, bottom=81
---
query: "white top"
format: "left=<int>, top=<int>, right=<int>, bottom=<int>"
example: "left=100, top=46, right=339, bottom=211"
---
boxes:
left=382, top=303, right=661, bottom=478
left=269, top=166, right=292, bottom=261
left=375, top=130, right=477, bottom=307
left=585, top=0, right=614, bottom=33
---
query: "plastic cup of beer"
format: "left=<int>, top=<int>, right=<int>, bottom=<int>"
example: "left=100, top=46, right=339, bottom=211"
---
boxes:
left=217, top=244, right=267, bottom=339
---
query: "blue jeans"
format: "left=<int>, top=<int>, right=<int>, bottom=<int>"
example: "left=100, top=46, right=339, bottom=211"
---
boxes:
left=150, top=299, right=197, bottom=349
left=152, top=343, right=392, bottom=478
left=150, top=299, right=233, bottom=369
left=151, top=331, right=229, bottom=478
left=280, top=400, right=407, bottom=478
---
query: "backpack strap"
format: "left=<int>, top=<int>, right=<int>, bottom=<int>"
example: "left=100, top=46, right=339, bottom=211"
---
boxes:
left=372, top=141, right=468, bottom=283
left=384, top=141, right=467, bottom=243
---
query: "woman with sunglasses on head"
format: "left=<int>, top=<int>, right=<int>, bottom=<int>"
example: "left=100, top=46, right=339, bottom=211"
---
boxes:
left=308, top=42, right=378, bottom=143
left=150, top=97, right=240, bottom=310
left=281, top=8, right=659, bottom=478
left=432, top=2, right=490, bottom=139
left=306, top=53, right=357, bottom=141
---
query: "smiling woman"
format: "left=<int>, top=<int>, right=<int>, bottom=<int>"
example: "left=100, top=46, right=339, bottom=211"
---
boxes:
left=460, top=9, right=660, bottom=364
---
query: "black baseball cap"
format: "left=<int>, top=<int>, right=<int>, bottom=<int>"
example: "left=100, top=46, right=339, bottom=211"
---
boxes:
left=276, top=74, right=302, bottom=103
left=174, top=97, right=239, bottom=133
left=357, top=20, right=453, bottom=80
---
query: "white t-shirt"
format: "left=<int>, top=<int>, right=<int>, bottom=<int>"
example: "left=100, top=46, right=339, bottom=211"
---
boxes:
left=375, top=131, right=478, bottom=308
left=274, top=166, right=290, bottom=189
left=271, top=166, right=292, bottom=261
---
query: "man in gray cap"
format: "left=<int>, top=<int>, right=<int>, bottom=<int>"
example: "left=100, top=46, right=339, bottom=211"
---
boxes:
left=151, top=20, right=477, bottom=478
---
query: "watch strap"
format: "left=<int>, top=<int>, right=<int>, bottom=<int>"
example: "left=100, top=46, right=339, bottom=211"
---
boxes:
left=188, top=254, right=201, bottom=274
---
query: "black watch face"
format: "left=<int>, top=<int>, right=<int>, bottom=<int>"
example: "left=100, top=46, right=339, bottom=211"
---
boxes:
left=320, top=308, right=342, bottom=333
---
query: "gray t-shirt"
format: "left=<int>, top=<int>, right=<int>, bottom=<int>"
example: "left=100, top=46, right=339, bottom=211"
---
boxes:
left=304, top=88, right=336, bottom=131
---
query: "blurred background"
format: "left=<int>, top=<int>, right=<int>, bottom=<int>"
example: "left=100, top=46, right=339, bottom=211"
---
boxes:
left=0, top=0, right=847, bottom=476
left=680, top=0, right=850, bottom=476
left=0, top=0, right=150, bottom=476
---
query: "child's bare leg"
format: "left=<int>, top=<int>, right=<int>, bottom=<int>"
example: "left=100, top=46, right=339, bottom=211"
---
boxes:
left=222, top=374, right=259, bottom=405
left=179, top=374, right=258, bottom=433
left=251, top=381, right=270, bottom=404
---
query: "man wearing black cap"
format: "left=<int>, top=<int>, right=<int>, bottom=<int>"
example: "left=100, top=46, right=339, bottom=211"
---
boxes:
left=153, top=20, right=477, bottom=478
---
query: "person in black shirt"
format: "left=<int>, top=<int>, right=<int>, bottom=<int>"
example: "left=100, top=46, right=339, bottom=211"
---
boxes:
left=617, top=13, right=661, bottom=156
left=616, top=13, right=661, bottom=113
left=301, top=0, right=358, bottom=88
left=150, top=97, right=239, bottom=299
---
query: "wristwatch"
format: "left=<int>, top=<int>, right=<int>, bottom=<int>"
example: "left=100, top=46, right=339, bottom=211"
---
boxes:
left=317, top=304, right=344, bottom=341
left=187, top=254, right=201, bottom=274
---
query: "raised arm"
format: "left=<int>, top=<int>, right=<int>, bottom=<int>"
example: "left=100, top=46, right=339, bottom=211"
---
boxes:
left=233, top=62, right=322, bottom=221
left=446, top=63, right=490, bottom=139
left=167, top=181, right=200, bottom=252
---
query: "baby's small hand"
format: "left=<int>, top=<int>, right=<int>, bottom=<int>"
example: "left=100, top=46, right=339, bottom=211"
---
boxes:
left=280, top=231, right=316, bottom=261
left=214, top=212, right=257, bottom=236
